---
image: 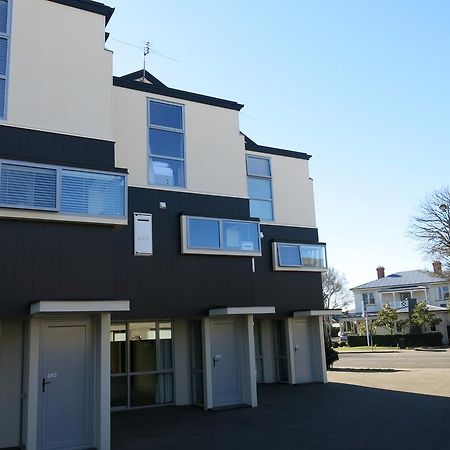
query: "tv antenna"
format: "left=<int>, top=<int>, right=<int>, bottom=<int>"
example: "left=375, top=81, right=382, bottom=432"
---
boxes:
left=143, top=41, right=151, bottom=80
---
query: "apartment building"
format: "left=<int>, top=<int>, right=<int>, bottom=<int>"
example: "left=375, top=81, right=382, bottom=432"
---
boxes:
left=0, top=1, right=331, bottom=449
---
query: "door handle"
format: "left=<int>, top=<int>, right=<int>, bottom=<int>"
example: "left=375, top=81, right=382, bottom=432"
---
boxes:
left=213, top=355, right=222, bottom=367
left=42, top=378, right=52, bottom=393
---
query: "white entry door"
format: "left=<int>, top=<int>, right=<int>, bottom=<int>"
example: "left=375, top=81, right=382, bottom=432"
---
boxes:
left=293, top=320, right=314, bottom=384
left=211, top=319, right=242, bottom=407
left=39, top=320, right=93, bottom=450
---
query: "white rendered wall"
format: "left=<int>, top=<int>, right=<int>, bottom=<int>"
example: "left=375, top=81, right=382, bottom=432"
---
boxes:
left=0, top=320, right=23, bottom=448
left=6, top=0, right=113, bottom=140
left=113, top=86, right=247, bottom=198
left=246, top=150, right=316, bottom=228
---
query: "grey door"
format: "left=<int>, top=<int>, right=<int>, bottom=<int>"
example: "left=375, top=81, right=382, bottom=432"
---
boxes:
left=293, top=320, right=314, bottom=384
left=39, top=320, right=93, bottom=450
left=211, top=319, right=242, bottom=407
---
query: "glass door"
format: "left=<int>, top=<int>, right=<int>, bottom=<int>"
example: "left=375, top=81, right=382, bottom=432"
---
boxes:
left=274, top=320, right=289, bottom=383
left=110, top=321, right=174, bottom=410
left=189, top=321, right=204, bottom=406
left=254, top=320, right=264, bottom=383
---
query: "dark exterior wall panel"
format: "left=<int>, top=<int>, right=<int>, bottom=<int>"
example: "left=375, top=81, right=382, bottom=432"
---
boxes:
left=0, top=187, right=323, bottom=318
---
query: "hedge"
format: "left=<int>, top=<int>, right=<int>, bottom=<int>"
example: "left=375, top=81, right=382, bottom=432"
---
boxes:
left=347, top=333, right=443, bottom=348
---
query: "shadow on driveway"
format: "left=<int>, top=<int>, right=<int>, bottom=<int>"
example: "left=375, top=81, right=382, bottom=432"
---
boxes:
left=111, top=383, right=450, bottom=450
left=330, top=367, right=404, bottom=373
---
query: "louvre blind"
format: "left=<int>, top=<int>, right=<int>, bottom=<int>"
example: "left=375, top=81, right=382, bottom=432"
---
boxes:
left=0, top=163, right=57, bottom=209
left=61, top=169, right=125, bottom=217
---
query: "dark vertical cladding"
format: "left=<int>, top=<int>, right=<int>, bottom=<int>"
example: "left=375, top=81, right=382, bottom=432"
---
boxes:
left=0, top=187, right=323, bottom=318
left=0, top=125, right=115, bottom=169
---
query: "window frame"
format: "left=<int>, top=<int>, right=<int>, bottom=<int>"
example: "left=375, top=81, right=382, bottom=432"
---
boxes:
left=0, top=158, right=128, bottom=219
left=362, top=292, right=376, bottom=305
left=246, top=154, right=274, bottom=222
left=437, top=285, right=449, bottom=300
left=272, top=242, right=327, bottom=272
left=148, top=98, right=186, bottom=189
left=181, top=215, right=262, bottom=257
left=0, top=0, right=11, bottom=120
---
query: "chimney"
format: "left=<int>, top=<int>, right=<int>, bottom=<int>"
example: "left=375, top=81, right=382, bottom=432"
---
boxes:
left=432, top=261, right=443, bottom=275
left=376, top=266, right=385, bottom=279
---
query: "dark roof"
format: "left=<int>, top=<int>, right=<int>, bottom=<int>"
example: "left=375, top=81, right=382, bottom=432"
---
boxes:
left=242, top=133, right=311, bottom=160
left=352, top=270, right=448, bottom=290
left=48, top=0, right=114, bottom=25
left=113, top=70, right=244, bottom=111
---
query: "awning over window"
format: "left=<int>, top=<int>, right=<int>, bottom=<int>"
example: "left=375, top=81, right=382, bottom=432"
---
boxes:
left=293, top=309, right=342, bottom=317
left=30, top=300, right=130, bottom=315
left=209, top=306, right=275, bottom=316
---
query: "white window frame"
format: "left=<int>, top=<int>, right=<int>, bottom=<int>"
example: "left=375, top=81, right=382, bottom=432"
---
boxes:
left=148, top=98, right=186, bottom=188
left=0, top=0, right=11, bottom=120
left=246, top=155, right=274, bottom=222
left=181, top=215, right=262, bottom=257
left=272, top=242, right=327, bottom=272
left=362, top=292, right=376, bottom=305
left=0, top=158, right=128, bottom=219
left=437, top=285, right=449, bottom=300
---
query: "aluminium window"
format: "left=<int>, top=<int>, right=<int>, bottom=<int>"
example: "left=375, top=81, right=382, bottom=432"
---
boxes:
left=0, top=159, right=127, bottom=219
left=0, top=0, right=9, bottom=119
left=181, top=215, right=261, bottom=256
left=148, top=99, right=185, bottom=188
left=272, top=242, right=327, bottom=271
left=246, top=155, right=273, bottom=221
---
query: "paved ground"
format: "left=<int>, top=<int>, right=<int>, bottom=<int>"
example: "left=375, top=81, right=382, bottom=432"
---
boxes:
left=112, top=351, right=450, bottom=450
left=334, top=348, right=450, bottom=369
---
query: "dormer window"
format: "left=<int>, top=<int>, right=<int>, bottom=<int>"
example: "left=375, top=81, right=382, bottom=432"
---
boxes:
left=148, top=99, right=185, bottom=188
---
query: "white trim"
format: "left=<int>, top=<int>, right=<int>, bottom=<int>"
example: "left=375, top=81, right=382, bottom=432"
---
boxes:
left=209, top=307, right=275, bottom=317
left=293, top=309, right=341, bottom=317
left=30, top=301, right=130, bottom=315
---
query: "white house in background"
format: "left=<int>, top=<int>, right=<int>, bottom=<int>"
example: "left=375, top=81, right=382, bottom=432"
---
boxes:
left=341, top=263, right=450, bottom=345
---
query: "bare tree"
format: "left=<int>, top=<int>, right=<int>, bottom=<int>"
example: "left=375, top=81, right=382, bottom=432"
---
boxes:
left=410, top=187, right=450, bottom=275
left=322, top=267, right=350, bottom=310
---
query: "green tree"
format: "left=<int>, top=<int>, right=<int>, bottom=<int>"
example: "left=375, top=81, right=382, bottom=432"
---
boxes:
left=396, top=319, right=410, bottom=334
left=358, top=320, right=376, bottom=337
left=410, top=300, right=442, bottom=331
left=375, top=304, right=398, bottom=334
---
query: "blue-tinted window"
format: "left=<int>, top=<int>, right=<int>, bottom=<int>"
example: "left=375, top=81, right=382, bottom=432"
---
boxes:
left=149, top=101, right=182, bottom=130
left=246, top=156, right=273, bottom=221
left=0, top=78, right=5, bottom=118
left=0, top=164, right=57, bottom=210
left=278, top=244, right=302, bottom=267
left=275, top=243, right=327, bottom=270
left=187, top=218, right=220, bottom=249
left=183, top=216, right=261, bottom=256
left=246, top=156, right=271, bottom=177
left=149, top=157, right=185, bottom=187
left=0, top=37, right=6, bottom=76
left=61, top=170, right=125, bottom=217
left=0, top=1, right=7, bottom=34
left=149, top=128, right=184, bottom=159
left=149, top=100, right=185, bottom=188
left=223, top=220, right=260, bottom=252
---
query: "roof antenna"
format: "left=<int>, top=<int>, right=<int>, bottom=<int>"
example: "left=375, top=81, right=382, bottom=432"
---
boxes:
left=143, top=41, right=151, bottom=81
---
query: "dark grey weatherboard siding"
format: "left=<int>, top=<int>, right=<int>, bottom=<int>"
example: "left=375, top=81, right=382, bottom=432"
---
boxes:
left=0, top=125, right=116, bottom=170
left=0, top=187, right=323, bottom=318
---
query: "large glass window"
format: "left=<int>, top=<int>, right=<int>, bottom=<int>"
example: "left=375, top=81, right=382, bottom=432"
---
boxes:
left=182, top=215, right=261, bottom=256
left=273, top=242, right=327, bottom=271
left=148, top=100, right=185, bottom=188
left=0, top=164, right=57, bottom=210
left=0, top=0, right=9, bottom=119
left=110, top=322, right=174, bottom=410
left=438, top=286, right=449, bottom=300
left=0, top=159, right=127, bottom=219
left=246, top=155, right=273, bottom=222
left=61, top=170, right=125, bottom=217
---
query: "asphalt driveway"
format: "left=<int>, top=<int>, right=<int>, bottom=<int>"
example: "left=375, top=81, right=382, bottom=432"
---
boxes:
left=112, top=376, right=450, bottom=450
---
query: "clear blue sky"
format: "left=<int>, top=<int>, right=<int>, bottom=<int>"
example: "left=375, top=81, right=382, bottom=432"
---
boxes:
left=106, top=0, right=450, bottom=292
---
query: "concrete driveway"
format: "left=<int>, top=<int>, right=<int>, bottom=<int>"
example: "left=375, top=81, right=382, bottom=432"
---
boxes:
left=112, top=374, right=450, bottom=450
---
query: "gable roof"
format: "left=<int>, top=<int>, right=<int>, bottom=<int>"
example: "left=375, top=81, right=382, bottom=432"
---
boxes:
left=48, top=0, right=114, bottom=25
left=113, top=70, right=244, bottom=111
left=242, top=133, right=311, bottom=161
left=352, top=270, right=448, bottom=290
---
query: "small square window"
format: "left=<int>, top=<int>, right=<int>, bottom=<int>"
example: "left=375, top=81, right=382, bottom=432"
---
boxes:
left=246, top=156, right=271, bottom=177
